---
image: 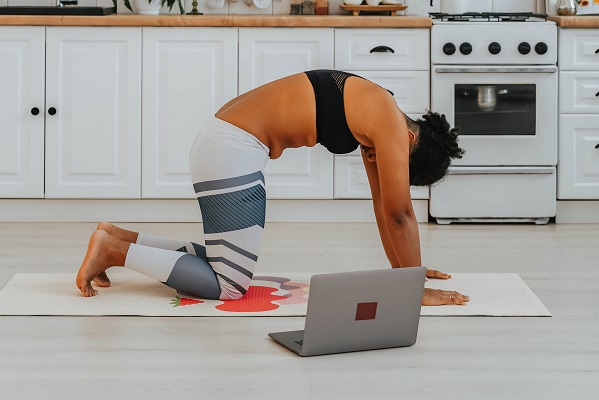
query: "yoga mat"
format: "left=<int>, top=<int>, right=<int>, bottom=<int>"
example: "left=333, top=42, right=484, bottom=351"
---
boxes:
left=0, top=272, right=550, bottom=317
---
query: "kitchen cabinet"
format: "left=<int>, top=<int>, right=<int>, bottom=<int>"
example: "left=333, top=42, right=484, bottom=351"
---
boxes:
left=0, top=26, right=45, bottom=198
left=333, top=28, right=431, bottom=200
left=239, top=27, right=335, bottom=199
left=141, top=27, right=238, bottom=199
left=45, top=27, right=142, bottom=198
left=558, top=29, right=599, bottom=199
left=0, top=24, right=432, bottom=220
left=558, top=116, right=599, bottom=199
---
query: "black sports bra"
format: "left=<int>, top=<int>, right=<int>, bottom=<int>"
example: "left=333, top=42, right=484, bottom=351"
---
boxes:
left=304, top=70, right=362, bottom=155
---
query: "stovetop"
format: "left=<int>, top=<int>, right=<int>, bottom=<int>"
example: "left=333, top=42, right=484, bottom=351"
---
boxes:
left=430, top=12, right=557, bottom=65
left=430, top=12, right=548, bottom=23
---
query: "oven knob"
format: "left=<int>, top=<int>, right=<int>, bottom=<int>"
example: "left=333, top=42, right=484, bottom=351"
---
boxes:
left=488, top=42, right=501, bottom=55
left=518, top=42, right=531, bottom=55
left=535, top=42, right=548, bottom=55
left=443, top=43, right=456, bottom=55
left=460, top=42, right=472, bottom=55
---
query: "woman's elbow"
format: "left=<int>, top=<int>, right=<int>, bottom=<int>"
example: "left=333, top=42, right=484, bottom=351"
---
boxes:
left=386, top=210, right=415, bottom=226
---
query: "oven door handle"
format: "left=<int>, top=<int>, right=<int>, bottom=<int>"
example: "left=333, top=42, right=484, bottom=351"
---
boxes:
left=447, top=167, right=555, bottom=175
left=434, top=66, right=558, bottom=73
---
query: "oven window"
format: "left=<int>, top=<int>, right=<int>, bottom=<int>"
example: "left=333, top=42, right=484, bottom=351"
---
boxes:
left=454, top=84, right=536, bottom=136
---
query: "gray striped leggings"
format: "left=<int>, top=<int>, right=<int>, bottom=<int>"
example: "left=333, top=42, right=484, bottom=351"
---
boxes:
left=124, top=117, right=270, bottom=300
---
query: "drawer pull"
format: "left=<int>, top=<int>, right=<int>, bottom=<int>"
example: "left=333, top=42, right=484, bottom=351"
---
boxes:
left=595, top=144, right=599, bottom=149
left=596, top=92, right=599, bottom=97
left=596, top=48, right=599, bottom=54
left=370, top=46, right=395, bottom=54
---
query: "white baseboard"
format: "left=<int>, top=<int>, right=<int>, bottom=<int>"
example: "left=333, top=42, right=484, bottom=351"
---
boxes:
left=556, top=201, right=599, bottom=224
left=0, top=199, right=430, bottom=223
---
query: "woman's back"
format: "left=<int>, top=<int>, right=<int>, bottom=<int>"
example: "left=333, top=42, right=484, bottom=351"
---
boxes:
left=216, top=73, right=319, bottom=159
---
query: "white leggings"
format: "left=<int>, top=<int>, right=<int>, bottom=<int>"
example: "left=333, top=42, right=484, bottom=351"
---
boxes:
left=124, top=117, right=270, bottom=300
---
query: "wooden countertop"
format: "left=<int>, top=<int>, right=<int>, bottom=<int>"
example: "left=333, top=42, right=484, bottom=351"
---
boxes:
left=0, top=14, right=432, bottom=28
left=549, top=15, right=599, bottom=28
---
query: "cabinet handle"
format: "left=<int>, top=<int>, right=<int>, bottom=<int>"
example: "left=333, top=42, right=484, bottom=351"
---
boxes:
left=596, top=92, right=599, bottom=97
left=370, top=46, right=395, bottom=54
left=48, top=107, right=57, bottom=116
left=595, top=144, right=599, bottom=149
left=31, top=107, right=40, bottom=116
left=596, top=48, right=599, bottom=54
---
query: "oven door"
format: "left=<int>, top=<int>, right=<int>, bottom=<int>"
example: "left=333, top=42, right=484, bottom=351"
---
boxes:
left=432, top=65, right=558, bottom=166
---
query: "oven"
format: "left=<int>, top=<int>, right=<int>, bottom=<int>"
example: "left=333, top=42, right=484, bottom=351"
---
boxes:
left=428, top=13, right=558, bottom=224
left=432, top=66, right=558, bottom=166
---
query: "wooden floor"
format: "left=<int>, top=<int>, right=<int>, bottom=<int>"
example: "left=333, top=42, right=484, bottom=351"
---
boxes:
left=0, top=222, right=598, bottom=399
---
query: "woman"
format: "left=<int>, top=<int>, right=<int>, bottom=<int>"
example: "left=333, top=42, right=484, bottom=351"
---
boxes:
left=76, top=70, right=469, bottom=306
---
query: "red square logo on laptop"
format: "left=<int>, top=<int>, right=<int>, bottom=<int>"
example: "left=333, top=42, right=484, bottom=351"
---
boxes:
left=355, top=302, right=378, bottom=321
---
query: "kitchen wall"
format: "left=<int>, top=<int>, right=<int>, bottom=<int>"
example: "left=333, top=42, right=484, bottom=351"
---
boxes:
left=5, top=0, right=545, bottom=15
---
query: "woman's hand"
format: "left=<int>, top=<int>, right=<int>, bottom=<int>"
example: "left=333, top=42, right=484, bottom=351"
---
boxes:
left=422, top=288, right=469, bottom=306
left=426, top=268, right=451, bottom=280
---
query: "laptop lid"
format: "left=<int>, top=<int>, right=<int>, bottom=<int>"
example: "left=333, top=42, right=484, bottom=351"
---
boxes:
left=300, top=267, right=426, bottom=356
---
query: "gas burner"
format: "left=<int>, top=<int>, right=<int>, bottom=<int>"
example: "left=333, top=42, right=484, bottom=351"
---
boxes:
left=429, top=12, right=548, bottom=22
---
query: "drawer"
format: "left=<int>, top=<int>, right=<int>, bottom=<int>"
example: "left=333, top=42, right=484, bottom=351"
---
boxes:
left=347, top=71, right=429, bottom=114
left=558, top=29, right=599, bottom=70
left=430, top=167, right=556, bottom=219
left=334, top=156, right=429, bottom=199
left=559, top=71, right=599, bottom=113
left=335, top=29, right=429, bottom=71
left=558, top=115, right=599, bottom=199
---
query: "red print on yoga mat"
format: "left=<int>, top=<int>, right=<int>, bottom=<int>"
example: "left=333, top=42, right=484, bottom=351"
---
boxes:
left=215, top=286, right=288, bottom=312
left=171, top=296, right=204, bottom=307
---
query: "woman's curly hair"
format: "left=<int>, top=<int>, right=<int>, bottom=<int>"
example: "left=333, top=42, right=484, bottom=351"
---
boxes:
left=408, top=111, right=464, bottom=187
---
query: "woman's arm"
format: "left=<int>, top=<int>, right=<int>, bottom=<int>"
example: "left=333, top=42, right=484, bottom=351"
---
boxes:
left=362, top=150, right=421, bottom=268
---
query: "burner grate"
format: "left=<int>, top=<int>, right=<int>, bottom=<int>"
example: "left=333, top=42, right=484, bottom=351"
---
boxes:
left=429, top=12, right=548, bottom=22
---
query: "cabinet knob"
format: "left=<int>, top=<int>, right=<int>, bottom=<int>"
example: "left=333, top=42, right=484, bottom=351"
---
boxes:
left=48, top=107, right=57, bottom=116
left=369, top=46, right=395, bottom=54
left=31, top=107, right=40, bottom=116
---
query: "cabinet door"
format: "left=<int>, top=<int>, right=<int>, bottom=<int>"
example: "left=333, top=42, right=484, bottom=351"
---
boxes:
left=0, top=27, right=45, bottom=198
left=142, top=27, right=238, bottom=199
left=558, top=29, right=599, bottom=71
left=239, top=28, right=334, bottom=199
left=559, top=71, right=599, bottom=114
left=334, top=155, right=429, bottom=200
left=348, top=70, right=430, bottom=115
left=334, top=29, right=430, bottom=71
left=558, top=115, right=599, bottom=199
left=45, top=27, right=142, bottom=199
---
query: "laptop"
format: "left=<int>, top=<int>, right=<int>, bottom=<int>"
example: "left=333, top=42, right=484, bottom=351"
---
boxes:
left=268, top=266, right=426, bottom=357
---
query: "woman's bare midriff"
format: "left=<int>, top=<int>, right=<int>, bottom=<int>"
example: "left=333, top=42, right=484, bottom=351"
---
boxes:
left=215, top=73, right=318, bottom=159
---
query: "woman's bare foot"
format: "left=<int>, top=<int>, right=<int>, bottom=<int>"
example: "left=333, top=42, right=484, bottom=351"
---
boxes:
left=422, top=288, right=469, bottom=306
left=76, top=230, right=130, bottom=297
left=93, top=272, right=111, bottom=288
left=96, top=222, right=139, bottom=244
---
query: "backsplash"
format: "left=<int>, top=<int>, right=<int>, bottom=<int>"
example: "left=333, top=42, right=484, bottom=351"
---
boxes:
left=4, top=0, right=545, bottom=15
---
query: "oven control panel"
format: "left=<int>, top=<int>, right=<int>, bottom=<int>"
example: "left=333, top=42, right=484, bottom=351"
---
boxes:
left=431, top=22, right=557, bottom=65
